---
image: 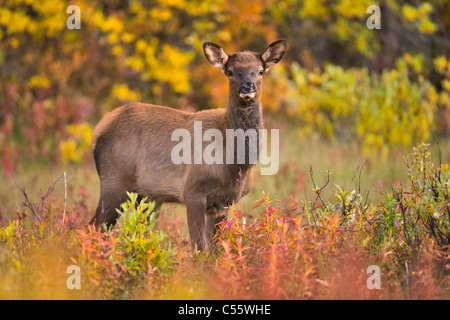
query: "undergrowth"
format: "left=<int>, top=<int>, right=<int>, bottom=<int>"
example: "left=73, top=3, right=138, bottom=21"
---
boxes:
left=0, top=143, right=449, bottom=299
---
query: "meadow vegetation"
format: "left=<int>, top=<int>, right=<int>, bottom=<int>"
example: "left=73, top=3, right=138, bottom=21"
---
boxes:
left=0, top=142, right=449, bottom=299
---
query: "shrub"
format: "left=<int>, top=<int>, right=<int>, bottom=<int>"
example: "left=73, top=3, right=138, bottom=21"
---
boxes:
left=377, top=143, right=450, bottom=268
left=114, top=192, right=174, bottom=276
left=286, top=59, right=439, bottom=156
left=73, top=192, right=174, bottom=298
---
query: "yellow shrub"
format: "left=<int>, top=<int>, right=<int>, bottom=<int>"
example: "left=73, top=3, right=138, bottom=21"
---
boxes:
left=286, top=56, right=438, bottom=156
left=112, top=84, right=141, bottom=102
left=60, top=123, right=93, bottom=165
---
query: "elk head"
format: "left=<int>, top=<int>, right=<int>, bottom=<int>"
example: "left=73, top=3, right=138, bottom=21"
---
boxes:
left=203, top=39, right=288, bottom=105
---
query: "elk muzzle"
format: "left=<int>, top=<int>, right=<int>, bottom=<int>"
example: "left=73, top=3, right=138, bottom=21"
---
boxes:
left=239, top=81, right=257, bottom=101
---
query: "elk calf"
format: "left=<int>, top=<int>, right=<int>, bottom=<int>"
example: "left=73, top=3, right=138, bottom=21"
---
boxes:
left=89, top=40, right=288, bottom=250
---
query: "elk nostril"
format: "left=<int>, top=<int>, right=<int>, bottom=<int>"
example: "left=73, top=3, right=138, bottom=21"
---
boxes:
left=240, top=82, right=256, bottom=93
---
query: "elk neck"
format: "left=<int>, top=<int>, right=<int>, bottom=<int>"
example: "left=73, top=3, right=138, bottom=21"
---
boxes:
left=226, top=95, right=263, bottom=132
left=225, top=94, right=264, bottom=175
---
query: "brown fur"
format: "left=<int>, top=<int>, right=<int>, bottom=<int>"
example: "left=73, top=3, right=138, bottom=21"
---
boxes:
left=89, top=40, right=288, bottom=250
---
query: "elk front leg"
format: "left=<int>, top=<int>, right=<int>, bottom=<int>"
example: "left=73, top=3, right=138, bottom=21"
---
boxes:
left=185, top=193, right=207, bottom=251
left=206, top=209, right=225, bottom=245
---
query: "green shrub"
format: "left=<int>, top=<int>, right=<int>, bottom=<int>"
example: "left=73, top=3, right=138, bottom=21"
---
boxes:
left=365, top=143, right=449, bottom=271
left=114, top=192, right=174, bottom=276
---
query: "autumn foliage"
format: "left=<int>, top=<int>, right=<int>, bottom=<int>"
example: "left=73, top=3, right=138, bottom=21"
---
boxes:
left=1, top=0, right=450, bottom=300
left=0, top=144, right=449, bottom=299
left=1, top=0, right=449, bottom=166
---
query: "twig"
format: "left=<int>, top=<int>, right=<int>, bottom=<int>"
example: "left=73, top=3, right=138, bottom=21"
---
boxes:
left=357, top=160, right=367, bottom=195
left=436, top=139, right=442, bottom=177
left=62, top=171, right=67, bottom=226
left=16, top=184, right=42, bottom=223
left=310, top=165, right=330, bottom=208
left=355, top=161, right=371, bottom=216
left=308, top=166, right=331, bottom=231
left=16, top=173, right=65, bottom=225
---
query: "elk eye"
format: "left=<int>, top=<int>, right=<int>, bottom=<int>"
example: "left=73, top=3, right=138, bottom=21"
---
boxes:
left=227, top=70, right=234, bottom=77
left=259, top=69, right=264, bottom=76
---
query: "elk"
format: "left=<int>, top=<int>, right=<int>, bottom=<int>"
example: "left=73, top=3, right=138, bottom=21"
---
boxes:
left=89, top=39, right=288, bottom=251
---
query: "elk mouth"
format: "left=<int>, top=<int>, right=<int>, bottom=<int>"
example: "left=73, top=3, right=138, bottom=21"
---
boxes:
left=239, top=91, right=257, bottom=101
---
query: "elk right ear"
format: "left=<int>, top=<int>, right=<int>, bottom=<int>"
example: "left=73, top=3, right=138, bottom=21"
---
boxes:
left=203, top=42, right=229, bottom=72
left=260, top=39, right=288, bottom=71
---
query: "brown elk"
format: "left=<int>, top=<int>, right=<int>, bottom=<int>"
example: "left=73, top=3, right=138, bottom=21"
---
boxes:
left=89, top=39, right=288, bottom=251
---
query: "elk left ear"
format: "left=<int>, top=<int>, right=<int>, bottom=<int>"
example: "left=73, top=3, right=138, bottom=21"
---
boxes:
left=260, top=39, right=288, bottom=71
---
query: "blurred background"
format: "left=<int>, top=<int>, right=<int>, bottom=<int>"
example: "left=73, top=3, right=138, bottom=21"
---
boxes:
left=0, top=0, right=449, bottom=220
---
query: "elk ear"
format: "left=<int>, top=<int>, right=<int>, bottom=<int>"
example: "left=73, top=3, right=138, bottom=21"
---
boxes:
left=203, top=42, right=229, bottom=72
left=260, top=39, right=288, bottom=71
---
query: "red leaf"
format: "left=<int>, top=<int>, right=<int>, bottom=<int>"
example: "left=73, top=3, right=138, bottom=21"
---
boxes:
left=252, top=199, right=265, bottom=209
